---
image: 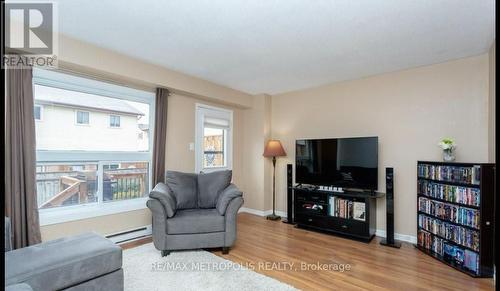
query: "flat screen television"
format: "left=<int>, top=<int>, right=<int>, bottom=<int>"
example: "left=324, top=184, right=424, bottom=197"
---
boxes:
left=295, top=137, right=378, bottom=190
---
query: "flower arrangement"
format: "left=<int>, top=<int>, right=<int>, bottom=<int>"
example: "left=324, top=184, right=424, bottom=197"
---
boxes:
left=438, top=138, right=456, bottom=151
left=438, top=138, right=456, bottom=161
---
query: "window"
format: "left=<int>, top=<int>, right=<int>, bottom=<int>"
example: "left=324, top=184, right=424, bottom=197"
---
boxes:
left=33, top=68, right=155, bottom=224
left=76, top=111, right=90, bottom=125
left=203, top=127, right=226, bottom=168
left=37, top=163, right=98, bottom=209
left=34, top=105, right=42, bottom=121
left=195, top=104, right=232, bottom=172
left=110, top=115, right=120, bottom=127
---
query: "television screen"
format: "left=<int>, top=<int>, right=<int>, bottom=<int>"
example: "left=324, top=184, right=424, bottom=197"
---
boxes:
left=295, top=137, right=378, bottom=190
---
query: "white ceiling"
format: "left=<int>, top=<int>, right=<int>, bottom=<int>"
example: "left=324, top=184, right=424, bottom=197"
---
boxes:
left=55, top=0, right=496, bottom=95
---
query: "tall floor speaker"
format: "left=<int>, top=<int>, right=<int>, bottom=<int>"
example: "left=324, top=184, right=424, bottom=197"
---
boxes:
left=282, top=164, right=294, bottom=224
left=380, top=167, right=401, bottom=248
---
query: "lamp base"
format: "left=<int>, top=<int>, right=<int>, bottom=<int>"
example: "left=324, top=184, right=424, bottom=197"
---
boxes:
left=266, top=214, right=281, bottom=221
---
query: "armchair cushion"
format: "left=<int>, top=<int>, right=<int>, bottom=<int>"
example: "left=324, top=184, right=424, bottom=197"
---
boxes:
left=166, top=171, right=198, bottom=209
left=216, top=184, right=243, bottom=215
left=166, top=209, right=225, bottom=234
left=198, top=170, right=232, bottom=208
left=149, top=183, right=177, bottom=218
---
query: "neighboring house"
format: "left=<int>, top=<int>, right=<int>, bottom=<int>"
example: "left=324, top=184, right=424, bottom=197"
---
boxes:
left=34, top=85, right=147, bottom=152
left=33, top=85, right=150, bottom=208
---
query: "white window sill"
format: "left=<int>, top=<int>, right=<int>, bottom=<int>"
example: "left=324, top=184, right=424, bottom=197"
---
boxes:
left=39, top=197, right=149, bottom=226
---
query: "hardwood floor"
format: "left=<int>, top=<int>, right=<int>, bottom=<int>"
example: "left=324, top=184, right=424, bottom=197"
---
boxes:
left=121, top=213, right=494, bottom=290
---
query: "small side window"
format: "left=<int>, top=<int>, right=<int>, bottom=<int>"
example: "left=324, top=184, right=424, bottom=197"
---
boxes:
left=110, top=115, right=121, bottom=128
left=76, top=111, right=90, bottom=125
left=34, top=105, right=42, bottom=121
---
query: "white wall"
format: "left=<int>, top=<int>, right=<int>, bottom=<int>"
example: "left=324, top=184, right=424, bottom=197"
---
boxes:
left=35, top=105, right=141, bottom=151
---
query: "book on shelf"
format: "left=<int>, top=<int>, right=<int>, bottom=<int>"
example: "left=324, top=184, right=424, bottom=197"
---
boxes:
left=328, top=196, right=365, bottom=220
left=418, top=229, right=444, bottom=255
left=417, top=229, right=479, bottom=274
left=418, top=179, right=480, bottom=207
left=418, top=197, right=479, bottom=229
left=418, top=214, right=479, bottom=251
left=352, top=202, right=366, bottom=221
left=417, top=164, right=481, bottom=185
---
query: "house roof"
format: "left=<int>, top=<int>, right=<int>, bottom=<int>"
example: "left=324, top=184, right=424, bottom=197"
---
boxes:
left=34, top=85, right=145, bottom=116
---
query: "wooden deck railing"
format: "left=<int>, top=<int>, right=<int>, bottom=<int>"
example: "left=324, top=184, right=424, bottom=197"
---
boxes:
left=37, top=168, right=147, bottom=208
left=39, top=176, right=87, bottom=209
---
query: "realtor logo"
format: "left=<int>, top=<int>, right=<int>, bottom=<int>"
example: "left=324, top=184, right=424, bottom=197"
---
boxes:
left=2, top=1, right=58, bottom=68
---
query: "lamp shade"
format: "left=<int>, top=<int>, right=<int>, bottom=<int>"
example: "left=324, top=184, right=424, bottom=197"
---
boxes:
left=263, top=140, right=287, bottom=157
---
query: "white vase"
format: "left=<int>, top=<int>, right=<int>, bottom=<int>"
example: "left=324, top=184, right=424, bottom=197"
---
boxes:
left=443, top=149, right=455, bottom=162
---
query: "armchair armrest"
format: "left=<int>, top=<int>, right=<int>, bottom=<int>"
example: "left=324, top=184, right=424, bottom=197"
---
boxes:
left=5, top=216, right=12, bottom=252
left=148, top=183, right=177, bottom=218
left=216, top=184, right=243, bottom=215
left=223, top=196, right=244, bottom=247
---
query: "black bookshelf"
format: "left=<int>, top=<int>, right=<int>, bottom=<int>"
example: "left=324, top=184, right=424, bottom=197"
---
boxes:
left=416, top=161, right=494, bottom=278
left=293, top=186, right=384, bottom=242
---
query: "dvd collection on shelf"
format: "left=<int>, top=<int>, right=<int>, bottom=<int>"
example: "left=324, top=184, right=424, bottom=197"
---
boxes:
left=417, top=164, right=481, bottom=185
left=416, top=162, right=494, bottom=277
left=417, top=229, right=479, bottom=274
left=418, top=196, right=479, bottom=229
left=327, top=196, right=366, bottom=221
left=418, top=180, right=480, bottom=207
left=418, top=214, right=479, bottom=251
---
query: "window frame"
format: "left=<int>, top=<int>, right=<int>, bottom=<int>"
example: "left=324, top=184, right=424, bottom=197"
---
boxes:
left=34, top=104, right=43, bottom=121
left=75, top=110, right=90, bottom=125
left=33, top=68, right=156, bottom=226
left=195, top=103, right=233, bottom=173
left=109, top=114, right=121, bottom=128
left=202, top=127, right=227, bottom=169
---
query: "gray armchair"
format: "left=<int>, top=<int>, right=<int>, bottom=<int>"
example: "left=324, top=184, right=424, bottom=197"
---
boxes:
left=147, top=170, right=243, bottom=256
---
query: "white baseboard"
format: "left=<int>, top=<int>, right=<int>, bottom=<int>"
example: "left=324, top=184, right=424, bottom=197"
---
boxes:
left=375, top=229, right=417, bottom=244
left=239, top=207, right=417, bottom=244
left=239, top=207, right=287, bottom=218
left=106, top=224, right=152, bottom=244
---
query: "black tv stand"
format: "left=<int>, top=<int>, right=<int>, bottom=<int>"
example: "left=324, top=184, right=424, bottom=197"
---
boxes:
left=293, top=186, right=384, bottom=242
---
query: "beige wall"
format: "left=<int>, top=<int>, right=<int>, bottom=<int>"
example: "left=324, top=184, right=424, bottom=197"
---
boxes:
left=270, top=54, right=490, bottom=237
left=240, top=94, right=273, bottom=211
left=488, top=41, right=496, bottom=162
left=41, top=209, right=150, bottom=240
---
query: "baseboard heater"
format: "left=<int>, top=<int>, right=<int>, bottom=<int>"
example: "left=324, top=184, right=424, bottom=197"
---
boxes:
left=106, top=225, right=152, bottom=244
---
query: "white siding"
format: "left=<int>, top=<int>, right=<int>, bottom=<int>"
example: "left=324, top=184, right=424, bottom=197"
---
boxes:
left=35, top=105, right=143, bottom=151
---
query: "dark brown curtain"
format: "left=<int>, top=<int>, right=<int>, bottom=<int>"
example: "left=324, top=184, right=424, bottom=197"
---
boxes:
left=5, top=67, right=42, bottom=248
left=152, top=87, right=170, bottom=185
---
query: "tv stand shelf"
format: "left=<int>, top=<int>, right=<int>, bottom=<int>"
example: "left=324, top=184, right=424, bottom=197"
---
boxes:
left=292, top=186, right=384, bottom=242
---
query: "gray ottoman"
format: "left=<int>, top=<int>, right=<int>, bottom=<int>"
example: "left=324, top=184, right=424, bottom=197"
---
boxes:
left=5, top=232, right=123, bottom=291
left=5, top=283, right=33, bottom=291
